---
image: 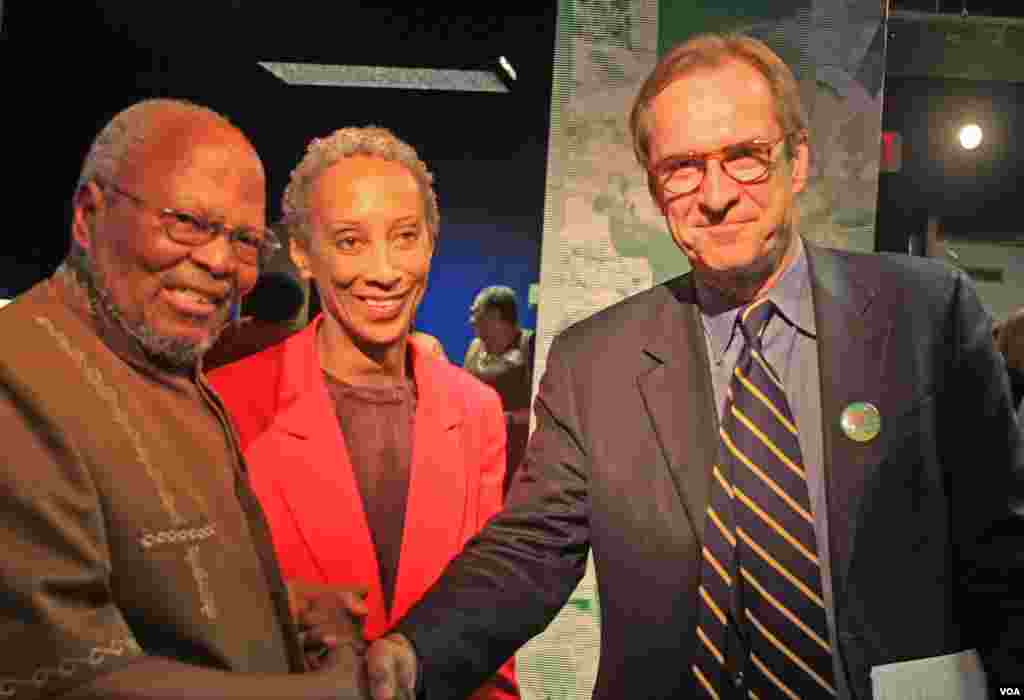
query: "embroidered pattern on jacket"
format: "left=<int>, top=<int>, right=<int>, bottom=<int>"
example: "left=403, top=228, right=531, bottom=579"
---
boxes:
left=33, top=315, right=220, bottom=622
left=35, top=316, right=184, bottom=526
left=185, top=544, right=218, bottom=620
left=0, top=638, right=142, bottom=698
left=139, top=524, right=217, bottom=550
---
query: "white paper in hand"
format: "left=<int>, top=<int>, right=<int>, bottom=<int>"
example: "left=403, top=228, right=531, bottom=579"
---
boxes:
left=871, top=649, right=987, bottom=700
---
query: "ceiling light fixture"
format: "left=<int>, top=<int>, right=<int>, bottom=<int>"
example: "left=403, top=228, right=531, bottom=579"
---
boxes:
left=498, top=56, right=517, bottom=81
left=958, top=123, right=983, bottom=150
left=258, top=62, right=510, bottom=93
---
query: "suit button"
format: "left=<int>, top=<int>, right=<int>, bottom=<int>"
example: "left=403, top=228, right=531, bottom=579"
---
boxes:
left=734, top=671, right=744, bottom=688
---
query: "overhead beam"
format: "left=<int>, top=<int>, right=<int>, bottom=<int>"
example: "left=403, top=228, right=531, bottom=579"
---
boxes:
left=258, top=62, right=510, bottom=93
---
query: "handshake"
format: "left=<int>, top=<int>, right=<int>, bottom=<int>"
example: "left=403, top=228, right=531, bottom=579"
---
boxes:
left=288, top=580, right=418, bottom=700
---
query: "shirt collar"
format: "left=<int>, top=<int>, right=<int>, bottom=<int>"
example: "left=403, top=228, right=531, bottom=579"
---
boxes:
left=696, top=237, right=816, bottom=360
left=50, top=265, right=202, bottom=386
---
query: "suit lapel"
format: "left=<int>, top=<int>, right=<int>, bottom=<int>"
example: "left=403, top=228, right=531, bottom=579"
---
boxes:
left=806, top=244, right=892, bottom=595
left=263, top=319, right=388, bottom=632
left=637, top=276, right=721, bottom=543
left=391, top=342, right=466, bottom=625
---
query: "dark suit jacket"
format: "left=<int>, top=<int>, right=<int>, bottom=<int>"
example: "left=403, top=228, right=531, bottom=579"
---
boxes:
left=396, top=243, right=1024, bottom=699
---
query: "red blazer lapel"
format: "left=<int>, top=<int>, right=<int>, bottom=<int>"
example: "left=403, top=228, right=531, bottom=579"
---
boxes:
left=250, top=317, right=389, bottom=635
left=389, top=341, right=468, bottom=626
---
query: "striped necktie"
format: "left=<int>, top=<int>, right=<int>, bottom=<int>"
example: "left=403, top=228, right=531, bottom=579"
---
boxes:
left=694, top=297, right=835, bottom=700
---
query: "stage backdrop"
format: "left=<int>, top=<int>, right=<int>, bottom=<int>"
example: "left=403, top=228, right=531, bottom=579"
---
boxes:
left=515, top=1, right=886, bottom=698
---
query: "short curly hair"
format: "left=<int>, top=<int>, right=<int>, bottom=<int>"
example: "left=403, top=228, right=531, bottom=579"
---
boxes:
left=282, top=126, right=439, bottom=246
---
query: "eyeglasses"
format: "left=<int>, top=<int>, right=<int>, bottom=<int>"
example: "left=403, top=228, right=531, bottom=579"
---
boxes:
left=103, top=183, right=281, bottom=267
left=649, top=134, right=790, bottom=197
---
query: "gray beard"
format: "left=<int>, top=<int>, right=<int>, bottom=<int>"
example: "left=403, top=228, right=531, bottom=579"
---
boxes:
left=64, top=250, right=227, bottom=370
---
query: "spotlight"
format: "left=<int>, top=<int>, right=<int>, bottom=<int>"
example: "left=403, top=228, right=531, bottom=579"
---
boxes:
left=958, top=123, right=983, bottom=150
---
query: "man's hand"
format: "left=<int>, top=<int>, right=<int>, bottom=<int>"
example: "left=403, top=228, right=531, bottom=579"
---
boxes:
left=366, top=633, right=418, bottom=700
left=287, top=580, right=370, bottom=669
left=316, top=639, right=373, bottom=700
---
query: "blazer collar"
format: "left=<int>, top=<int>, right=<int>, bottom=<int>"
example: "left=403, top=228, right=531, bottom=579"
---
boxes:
left=638, top=275, right=721, bottom=541
left=274, top=315, right=461, bottom=438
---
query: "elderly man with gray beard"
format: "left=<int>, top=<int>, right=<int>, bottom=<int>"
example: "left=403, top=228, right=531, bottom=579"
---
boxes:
left=0, top=99, right=368, bottom=700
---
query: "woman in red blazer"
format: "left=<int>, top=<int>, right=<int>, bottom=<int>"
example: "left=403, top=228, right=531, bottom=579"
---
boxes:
left=209, top=127, right=517, bottom=700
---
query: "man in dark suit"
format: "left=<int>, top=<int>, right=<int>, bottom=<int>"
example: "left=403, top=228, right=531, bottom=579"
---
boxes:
left=364, top=34, right=1024, bottom=699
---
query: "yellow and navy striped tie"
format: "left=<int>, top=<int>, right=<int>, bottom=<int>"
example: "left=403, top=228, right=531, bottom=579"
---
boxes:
left=694, top=297, right=835, bottom=700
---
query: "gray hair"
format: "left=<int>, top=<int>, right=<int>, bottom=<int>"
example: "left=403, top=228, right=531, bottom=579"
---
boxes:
left=75, top=98, right=235, bottom=194
left=282, top=126, right=439, bottom=246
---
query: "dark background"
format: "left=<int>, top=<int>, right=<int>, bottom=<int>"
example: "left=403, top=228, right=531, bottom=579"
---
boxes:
left=3, top=1, right=1024, bottom=344
left=878, top=0, right=1024, bottom=252
left=0, top=2, right=556, bottom=359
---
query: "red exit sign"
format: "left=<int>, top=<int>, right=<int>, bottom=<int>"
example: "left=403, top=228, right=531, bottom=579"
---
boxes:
left=881, top=131, right=902, bottom=173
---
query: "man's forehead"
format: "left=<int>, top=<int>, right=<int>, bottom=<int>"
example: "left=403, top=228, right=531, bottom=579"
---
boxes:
left=648, top=61, right=779, bottom=156
left=131, top=112, right=257, bottom=170
left=121, top=115, right=264, bottom=194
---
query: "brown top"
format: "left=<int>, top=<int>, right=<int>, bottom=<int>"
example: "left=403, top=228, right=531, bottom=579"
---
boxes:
left=0, top=270, right=302, bottom=699
left=462, top=329, right=535, bottom=413
left=322, top=371, right=416, bottom=616
left=464, top=329, right=535, bottom=486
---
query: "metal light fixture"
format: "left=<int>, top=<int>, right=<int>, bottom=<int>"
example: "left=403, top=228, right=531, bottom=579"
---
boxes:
left=258, top=62, right=510, bottom=93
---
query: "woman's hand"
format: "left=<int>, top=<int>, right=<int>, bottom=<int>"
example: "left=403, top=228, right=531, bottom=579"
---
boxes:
left=287, top=580, right=370, bottom=669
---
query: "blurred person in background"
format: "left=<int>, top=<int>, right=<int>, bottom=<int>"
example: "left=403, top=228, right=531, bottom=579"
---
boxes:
left=463, top=285, right=535, bottom=493
left=204, top=268, right=306, bottom=370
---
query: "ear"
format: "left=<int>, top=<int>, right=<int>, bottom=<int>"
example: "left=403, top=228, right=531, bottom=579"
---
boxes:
left=71, top=181, right=105, bottom=253
left=426, top=224, right=437, bottom=260
left=789, top=133, right=810, bottom=195
left=647, top=174, right=668, bottom=216
left=289, top=237, right=312, bottom=279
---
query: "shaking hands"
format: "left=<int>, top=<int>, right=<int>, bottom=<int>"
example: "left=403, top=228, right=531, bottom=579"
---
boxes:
left=287, top=580, right=418, bottom=700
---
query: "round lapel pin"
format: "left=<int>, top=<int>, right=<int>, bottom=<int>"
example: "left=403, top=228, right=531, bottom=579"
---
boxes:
left=840, top=402, right=881, bottom=443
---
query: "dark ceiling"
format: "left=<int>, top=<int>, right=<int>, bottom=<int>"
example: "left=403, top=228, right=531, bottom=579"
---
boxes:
left=1, top=3, right=558, bottom=294
left=3, top=2, right=1024, bottom=292
left=893, top=0, right=1024, bottom=15
left=880, top=0, right=1024, bottom=242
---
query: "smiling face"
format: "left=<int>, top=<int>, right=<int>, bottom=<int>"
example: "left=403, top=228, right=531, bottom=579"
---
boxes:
left=72, top=112, right=264, bottom=367
left=647, top=59, right=808, bottom=301
left=291, top=155, right=433, bottom=365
